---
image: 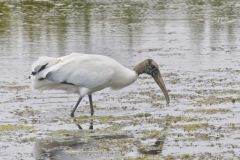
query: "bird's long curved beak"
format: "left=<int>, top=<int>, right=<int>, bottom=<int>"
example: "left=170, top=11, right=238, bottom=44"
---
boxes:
left=152, top=70, right=170, bottom=104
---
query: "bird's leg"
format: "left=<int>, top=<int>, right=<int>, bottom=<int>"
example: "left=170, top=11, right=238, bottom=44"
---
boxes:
left=89, top=119, right=93, bottom=130
left=88, top=94, right=94, bottom=116
left=75, top=121, right=83, bottom=130
left=71, top=96, right=82, bottom=117
left=88, top=94, right=94, bottom=130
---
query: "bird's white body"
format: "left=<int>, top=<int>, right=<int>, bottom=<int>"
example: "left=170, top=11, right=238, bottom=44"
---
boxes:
left=31, top=53, right=138, bottom=96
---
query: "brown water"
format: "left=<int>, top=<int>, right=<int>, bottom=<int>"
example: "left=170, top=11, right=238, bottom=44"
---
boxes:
left=0, top=0, right=240, bottom=159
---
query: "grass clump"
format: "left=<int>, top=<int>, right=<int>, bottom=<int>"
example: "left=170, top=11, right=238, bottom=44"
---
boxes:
left=76, top=115, right=130, bottom=124
left=0, top=125, right=32, bottom=131
left=186, top=108, right=231, bottom=114
left=141, top=130, right=165, bottom=140
left=164, top=115, right=200, bottom=123
left=176, top=123, right=209, bottom=132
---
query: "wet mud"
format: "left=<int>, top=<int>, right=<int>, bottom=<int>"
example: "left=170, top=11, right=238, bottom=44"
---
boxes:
left=0, top=0, right=240, bottom=159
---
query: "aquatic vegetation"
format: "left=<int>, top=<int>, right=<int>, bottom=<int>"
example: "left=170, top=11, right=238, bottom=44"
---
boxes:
left=186, top=108, right=231, bottom=114
left=127, top=156, right=151, bottom=160
left=164, top=155, right=175, bottom=160
left=187, top=133, right=210, bottom=141
left=164, top=115, right=201, bottom=123
left=190, top=0, right=205, bottom=5
left=134, top=113, right=152, bottom=118
left=20, top=0, right=55, bottom=9
left=138, top=145, right=161, bottom=155
left=198, top=96, right=236, bottom=105
left=175, top=123, right=209, bottom=132
left=0, top=125, right=32, bottom=131
left=140, top=130, right=165, bottom=140
left=75, top=115, right=131, bottom=124
left=209, top=0, right=224, bottom=6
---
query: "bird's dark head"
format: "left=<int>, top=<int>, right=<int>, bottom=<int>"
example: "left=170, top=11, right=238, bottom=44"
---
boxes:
left=134, top=59, right=159, bottom=76
left=134, top=59, right=170, bottom=104
left=145, top=59, right=159, bottom=76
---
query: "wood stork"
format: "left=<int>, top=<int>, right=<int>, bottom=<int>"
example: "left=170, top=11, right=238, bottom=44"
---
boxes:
left=30, top=53, right=170, bottom=118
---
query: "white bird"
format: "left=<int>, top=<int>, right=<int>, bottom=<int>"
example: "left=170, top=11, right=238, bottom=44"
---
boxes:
left=30, top=53, right=170, bottom=119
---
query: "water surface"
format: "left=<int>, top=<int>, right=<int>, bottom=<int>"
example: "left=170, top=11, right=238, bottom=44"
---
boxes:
left=0, top=0, right=240, bottom=159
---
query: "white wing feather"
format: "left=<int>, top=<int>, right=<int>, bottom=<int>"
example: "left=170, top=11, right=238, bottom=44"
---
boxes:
left=31, top=53, right=137, bottom=93
left=40, top=54, right=115, bottom=89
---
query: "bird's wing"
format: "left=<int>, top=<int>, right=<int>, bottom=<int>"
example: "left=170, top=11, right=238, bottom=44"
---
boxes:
left=42, top=55, right=115, bottom=89
left=32, top=53, right=85, bottom=77
left=31, top=56, right=59, bottom=74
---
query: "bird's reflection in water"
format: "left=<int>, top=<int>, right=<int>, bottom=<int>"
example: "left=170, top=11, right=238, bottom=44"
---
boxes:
left=34, top=125, right=132, bottom=160
left=73, top=117, right=93, bottom=130
left=34, top=134, right=87, bottom=160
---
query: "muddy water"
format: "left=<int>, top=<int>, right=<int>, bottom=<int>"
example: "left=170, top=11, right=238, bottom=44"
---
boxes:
left=0, top=0, right=240, bottom=159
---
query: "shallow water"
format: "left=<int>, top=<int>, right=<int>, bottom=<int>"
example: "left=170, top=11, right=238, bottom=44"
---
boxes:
left=0, top=0, right=240, bottom=159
